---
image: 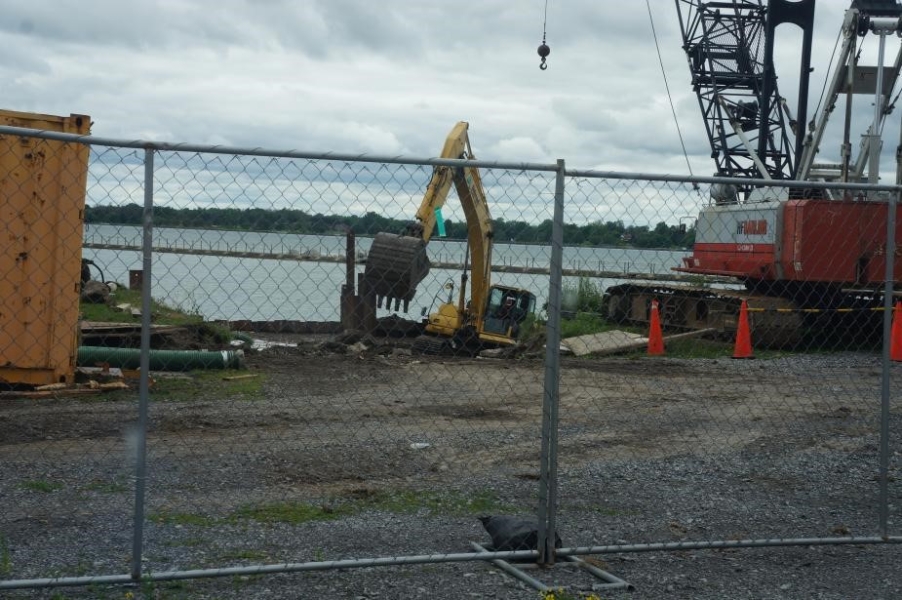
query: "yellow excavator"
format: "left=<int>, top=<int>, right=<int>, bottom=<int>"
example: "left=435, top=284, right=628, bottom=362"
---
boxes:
left=361, top=121, right=536, bottom=352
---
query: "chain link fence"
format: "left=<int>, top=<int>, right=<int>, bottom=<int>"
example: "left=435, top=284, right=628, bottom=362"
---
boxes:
left=1, top=126, right=899, bottom=597
left=556, top=171, right=900, bottom=556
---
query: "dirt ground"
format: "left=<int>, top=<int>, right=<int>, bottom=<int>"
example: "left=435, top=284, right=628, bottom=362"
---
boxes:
left=1, top=335, right=901, bottom=598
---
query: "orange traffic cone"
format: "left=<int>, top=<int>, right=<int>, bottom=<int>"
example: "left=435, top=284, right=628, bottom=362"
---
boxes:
left=732, top=300, right=754, bottom=359
left=647, top=299, right=665, bottom=356
left=891, top=301, right=902, bottom=362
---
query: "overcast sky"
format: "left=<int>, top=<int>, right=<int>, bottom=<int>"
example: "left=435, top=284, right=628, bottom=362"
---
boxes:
left=4, top=0, right=896, bottom=175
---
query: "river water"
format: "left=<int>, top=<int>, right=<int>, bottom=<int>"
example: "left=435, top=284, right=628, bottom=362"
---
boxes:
left=82, top=224, right=691, bottom=322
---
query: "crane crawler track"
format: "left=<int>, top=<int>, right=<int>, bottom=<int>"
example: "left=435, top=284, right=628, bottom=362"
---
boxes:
left=604, top=283, right=803, bottom=348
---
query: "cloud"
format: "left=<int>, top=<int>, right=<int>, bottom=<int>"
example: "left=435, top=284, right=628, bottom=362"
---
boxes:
left=487, top=136, right=548, bottom=162
left=2, top=0, right=900, bottom=195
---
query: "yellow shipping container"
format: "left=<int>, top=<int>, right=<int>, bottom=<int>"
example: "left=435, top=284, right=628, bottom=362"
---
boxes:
left=0, top=109, right=91, bottom=387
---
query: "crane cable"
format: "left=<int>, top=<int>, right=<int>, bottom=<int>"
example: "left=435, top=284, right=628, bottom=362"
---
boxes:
left=646, top=0, right=698, bottom=191
left=543, top=0, right=549, bottom=38
left=812, top=26, right=843, bottom=129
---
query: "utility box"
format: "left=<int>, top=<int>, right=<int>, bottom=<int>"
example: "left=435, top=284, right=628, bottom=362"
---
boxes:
left=0, top=109, right=91, bottom=387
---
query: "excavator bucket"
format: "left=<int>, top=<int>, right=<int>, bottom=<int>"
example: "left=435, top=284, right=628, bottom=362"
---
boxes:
left=361, top=232, right=431, bottom=311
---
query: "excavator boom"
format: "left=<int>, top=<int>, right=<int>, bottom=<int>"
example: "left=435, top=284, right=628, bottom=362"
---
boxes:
left=361, top=122, right=493, bottom=314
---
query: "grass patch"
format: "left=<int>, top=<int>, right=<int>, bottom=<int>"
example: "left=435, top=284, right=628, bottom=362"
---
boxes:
left=208, top=370, right=264, bottom=396
left=147, top=369, right=264, bottom=403
left=19, top=480, right=63, bottom=493
left=152, top=488, right=513, bottom=530
left=79, top=286, right=204, bottom=326
left=79, top=369, right=266, bottom=404
left=219, top=549, right=270, bottom=562
left=0, top=534, right=10, bottom=576
left=559, top=312, right=616, bottom=338
left=236, top=490, right=509, bottom=526
left=557, top=315, right=789, bottom=360
left=562, top=277, right=605, bottom=315
left=84, top=478, right=130, bottom=494
left=80, top=286, right=236, bottom=356
left=519, top=312, right=544, bottom=339
left=362, top=489, right=511, bottom=516
left=46, top=560, right=93, bottom=582
left=640, top=336, right=786, bottom=360
left=164, top=537, right=207, bottom=548
left=137, top=577, right=192, bottom=599
left=235, top=502, right=354, bottom=524
left=149, top=512, right=220, bottom=527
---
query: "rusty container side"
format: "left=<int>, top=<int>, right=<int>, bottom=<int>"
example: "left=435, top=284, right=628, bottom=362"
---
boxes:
left=0, top=109, right=91, bottom=386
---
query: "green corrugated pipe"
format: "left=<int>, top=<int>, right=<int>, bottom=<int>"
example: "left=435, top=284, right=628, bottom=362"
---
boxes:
left=77, top=346, right=245, bottom=371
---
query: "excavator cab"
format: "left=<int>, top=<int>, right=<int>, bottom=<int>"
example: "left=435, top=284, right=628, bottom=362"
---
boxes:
left=481, top=286, right=536, bottom=340
left=424, top=283, right=536, bottom=350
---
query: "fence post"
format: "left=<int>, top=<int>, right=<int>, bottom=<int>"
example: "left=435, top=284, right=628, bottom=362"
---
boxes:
left=879, top=190, right=897, bottom=538
left=538, top=159, right=566, bottom=564
left=131, top=148, right=154, bottom=581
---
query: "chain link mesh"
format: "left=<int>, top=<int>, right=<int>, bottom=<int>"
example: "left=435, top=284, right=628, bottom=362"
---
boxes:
left=1, top=133, right=899, bottom=596
left=556, top=175, right=899, bottom=554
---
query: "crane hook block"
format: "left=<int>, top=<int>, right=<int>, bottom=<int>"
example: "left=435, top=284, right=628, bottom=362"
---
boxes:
left=538, top=43, right=550, bottom=70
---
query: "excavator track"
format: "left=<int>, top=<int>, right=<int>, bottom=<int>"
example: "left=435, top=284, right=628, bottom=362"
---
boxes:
left=411, top=334, right=450, bottom=355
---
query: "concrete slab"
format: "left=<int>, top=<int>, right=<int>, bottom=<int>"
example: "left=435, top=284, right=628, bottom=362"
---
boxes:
left=562, top=330, right=648, bottom=357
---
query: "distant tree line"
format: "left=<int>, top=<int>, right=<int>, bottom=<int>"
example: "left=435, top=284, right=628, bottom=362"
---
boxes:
left=85, top=204, right=695, bottom=249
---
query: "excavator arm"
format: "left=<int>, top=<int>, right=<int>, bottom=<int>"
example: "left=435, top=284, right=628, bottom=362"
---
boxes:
left=362, top=121, right=494, bottom=317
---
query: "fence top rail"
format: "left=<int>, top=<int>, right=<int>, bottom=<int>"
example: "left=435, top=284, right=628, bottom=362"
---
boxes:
left=5, top=123, right=901, bottom=192
left=566, top=168, right=902, bottom=193
left=0, top=124, right=560, bottom=172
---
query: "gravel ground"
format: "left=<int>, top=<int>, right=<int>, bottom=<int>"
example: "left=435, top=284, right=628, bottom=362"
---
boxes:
left=1, top=342, right=900, bottom=599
